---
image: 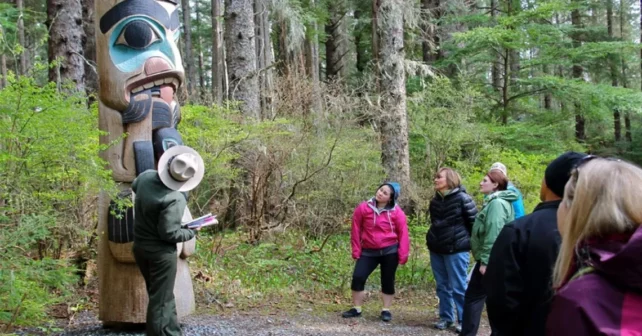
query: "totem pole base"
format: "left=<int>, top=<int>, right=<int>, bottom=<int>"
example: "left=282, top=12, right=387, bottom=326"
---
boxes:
left=97, top=192, right=195, bottom=324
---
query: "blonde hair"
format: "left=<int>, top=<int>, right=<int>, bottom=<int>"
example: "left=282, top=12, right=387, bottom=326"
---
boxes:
left=553, top=159, right=642, bottom=288
left=437, top=167, right=461, bottom=189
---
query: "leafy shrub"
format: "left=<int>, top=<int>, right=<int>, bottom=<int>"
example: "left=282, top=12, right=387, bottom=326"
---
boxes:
left=0, top=216, right=76, bottom=327
left=180, top=100, right=383, bottom=241
left=0, top=76, right=113, bottom=327
left=408, top=76, right=491, bottom=211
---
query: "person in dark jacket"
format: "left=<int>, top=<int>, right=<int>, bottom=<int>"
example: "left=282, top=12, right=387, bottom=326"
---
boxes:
left=132, top=145, right=205, bottom=336
left=484, top=151, right=587, bottom=336
left=547, top=157, right=642, bottom=335
left=426, top=168, right=477, bottom=333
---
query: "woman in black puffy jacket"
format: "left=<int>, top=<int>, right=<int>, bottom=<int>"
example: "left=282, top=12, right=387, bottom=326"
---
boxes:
left=426, top=168, right=478, bottom=332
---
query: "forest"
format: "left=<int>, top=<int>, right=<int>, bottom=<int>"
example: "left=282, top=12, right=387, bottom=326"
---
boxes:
left=1, top=0, right=642, bottom=332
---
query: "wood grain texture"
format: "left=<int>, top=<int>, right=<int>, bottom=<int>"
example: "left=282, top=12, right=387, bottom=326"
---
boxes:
left=96, top=0, right=194, bottom=324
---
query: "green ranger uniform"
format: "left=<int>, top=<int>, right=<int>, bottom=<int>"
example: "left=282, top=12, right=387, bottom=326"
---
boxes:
left=132, top=170, right=196, bottom=336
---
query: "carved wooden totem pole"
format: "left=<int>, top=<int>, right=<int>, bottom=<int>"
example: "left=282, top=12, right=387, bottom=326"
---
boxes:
left=95, top=0, right=195, bottom=324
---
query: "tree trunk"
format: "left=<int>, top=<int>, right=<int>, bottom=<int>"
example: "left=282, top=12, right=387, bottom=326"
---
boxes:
left=305, top=0, right=322, bottom=114
left=212, top=0, right=223, bottom=104
left=625, top=114, right=632, bottom=142
left=507, top=0, right=520, bottom=91
left=543, top=63, right=552, bottom=109
left=571, top=4, right=585, bottom=142
left=490, top=0, right=501, bottom=92
left=0, top=54, right=6, bottom=89
left=82, top=0, right=97, bottom=100
left=354, top=9, right=368, bottom=73
left=377, top=0, right=411, bottom=207
left=275, top=18, right=291, bottom=75
left=47, top=0, right=85, bottom=92
left=254, top=0, right=275, bottom=119
left=305, top=16, right=320, bottom=83
left=195, top=0, right=205, bottom=102
left=181, top=0, right=195, bottom=101
left=607, top=0, right=621, bottom=142
left=17, top=0, right=27, bottom=75
left=501, top=49, right=509, bottom=124
left=225, top=0, right=260, bottom=118
left=372, top=0, right=380, bottom=89
left=621, top=0, right=631, bottom=142
left=422, top=0, right=440, bottom=63
left=325, top=3, right=347, bottom=80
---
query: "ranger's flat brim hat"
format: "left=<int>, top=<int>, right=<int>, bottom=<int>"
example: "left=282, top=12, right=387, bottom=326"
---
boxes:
left=158, top=145, right=205, bottom=192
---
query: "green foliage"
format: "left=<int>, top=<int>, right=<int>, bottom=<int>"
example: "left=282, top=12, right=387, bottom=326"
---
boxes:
left=177, top=104, right=247, bottom=212
left=455, top=149, right=556, bottom=213
left=0, top=216, right=76, bottom=327
left=0, top=76, right=115, bottom=225
left=408, top=76, right=490, bottom=206
left=178, top=103, right=383, bottom=239
left=0, top=76, right=114, bottom=327
left=265, top=118, right=383, bottom=236
left=193, top=225, right=435, bottom=309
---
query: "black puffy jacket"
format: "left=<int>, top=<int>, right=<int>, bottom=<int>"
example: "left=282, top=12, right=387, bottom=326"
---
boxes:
left=426, top=187, right=478, bottom=254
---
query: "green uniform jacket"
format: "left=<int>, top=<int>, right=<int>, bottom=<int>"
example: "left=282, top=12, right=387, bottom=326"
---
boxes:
left=132, top=170, right=195, bottom=253
left=471, top=190, right=517, bottom=265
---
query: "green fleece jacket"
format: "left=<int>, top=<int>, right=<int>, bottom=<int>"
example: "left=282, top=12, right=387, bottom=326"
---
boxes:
left=132, top=170, right=195, bottom=252
left=471, top=190, right=517, bottom=265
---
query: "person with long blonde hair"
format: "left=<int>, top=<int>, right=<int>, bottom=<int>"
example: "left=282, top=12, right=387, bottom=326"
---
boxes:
left=547, top=157, right=642, bottom=335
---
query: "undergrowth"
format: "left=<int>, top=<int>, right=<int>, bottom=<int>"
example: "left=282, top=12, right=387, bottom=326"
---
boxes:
left=191, top=219, right=441, bottom=314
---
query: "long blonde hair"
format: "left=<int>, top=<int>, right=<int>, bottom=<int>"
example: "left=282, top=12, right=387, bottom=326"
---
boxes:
left=553, top=158, right=642, bottom=288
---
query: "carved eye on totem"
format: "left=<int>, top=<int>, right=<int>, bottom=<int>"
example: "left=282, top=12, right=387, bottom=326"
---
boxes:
left=173, top=28, right=181, bottom=43
left=115, top=20, right=161, bottom=50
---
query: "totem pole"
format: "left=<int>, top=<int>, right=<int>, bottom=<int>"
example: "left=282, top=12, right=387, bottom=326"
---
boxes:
left=95, top=0, right=195, bottom=324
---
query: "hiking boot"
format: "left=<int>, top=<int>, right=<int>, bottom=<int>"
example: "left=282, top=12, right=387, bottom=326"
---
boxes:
left=380, top=310, right=392, bottom=322
left=433, top=320, right=454, bottom=330
left=342, top=308, right=362, bottom=318
left=454, top=323, right=462, bottom=333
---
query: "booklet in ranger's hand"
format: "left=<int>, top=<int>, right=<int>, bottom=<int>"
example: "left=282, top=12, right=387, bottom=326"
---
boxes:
left=182, top=213, right=218, bottom=229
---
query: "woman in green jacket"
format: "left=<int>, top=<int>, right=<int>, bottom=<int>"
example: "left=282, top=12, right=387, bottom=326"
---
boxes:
left=460, top=169, right=517, bottom=336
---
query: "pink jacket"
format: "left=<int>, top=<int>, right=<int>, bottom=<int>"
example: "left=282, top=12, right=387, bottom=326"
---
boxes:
left=351, top=199, right=410, bottom=264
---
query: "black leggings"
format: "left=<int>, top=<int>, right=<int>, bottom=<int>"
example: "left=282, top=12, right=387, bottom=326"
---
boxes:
left=351, top=253, right=399, bottom=295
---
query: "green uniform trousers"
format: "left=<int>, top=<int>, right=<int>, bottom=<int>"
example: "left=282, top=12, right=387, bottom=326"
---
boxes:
left=133, top=246, right=181, bottom=336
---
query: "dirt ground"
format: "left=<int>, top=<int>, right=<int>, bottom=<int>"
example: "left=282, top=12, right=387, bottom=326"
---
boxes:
left=33, top=306, right=491, bottom=336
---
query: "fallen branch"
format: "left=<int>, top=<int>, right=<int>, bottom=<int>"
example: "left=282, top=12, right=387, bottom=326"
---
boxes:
left=308, top=233, right=333, bottom=254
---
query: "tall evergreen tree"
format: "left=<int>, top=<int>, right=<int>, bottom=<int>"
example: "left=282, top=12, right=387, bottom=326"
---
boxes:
left=377, top=0, right=411, bottom=206
left=46, top=0, right=84, bottom=92
left=225, top=0, right=260, bottom=118
left=181, top=0, right=196, bottom=100
left=212, top=0, right=224, bottom=104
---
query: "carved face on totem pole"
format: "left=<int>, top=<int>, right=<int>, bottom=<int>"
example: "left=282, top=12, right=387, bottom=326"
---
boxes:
left=97, top=0, right=185, bottom=178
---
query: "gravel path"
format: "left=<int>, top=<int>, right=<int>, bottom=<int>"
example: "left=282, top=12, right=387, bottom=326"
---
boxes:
left=15, top=309, right=490, bottom=336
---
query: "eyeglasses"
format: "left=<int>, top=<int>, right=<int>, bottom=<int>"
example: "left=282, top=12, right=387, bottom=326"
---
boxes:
left=574, top=155, right=598, bottom=169
left=572, top=155, right=622, bottom=179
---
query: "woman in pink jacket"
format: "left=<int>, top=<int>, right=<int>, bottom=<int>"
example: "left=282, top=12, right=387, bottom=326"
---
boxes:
left=342, top=182, right=410, bottom=322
